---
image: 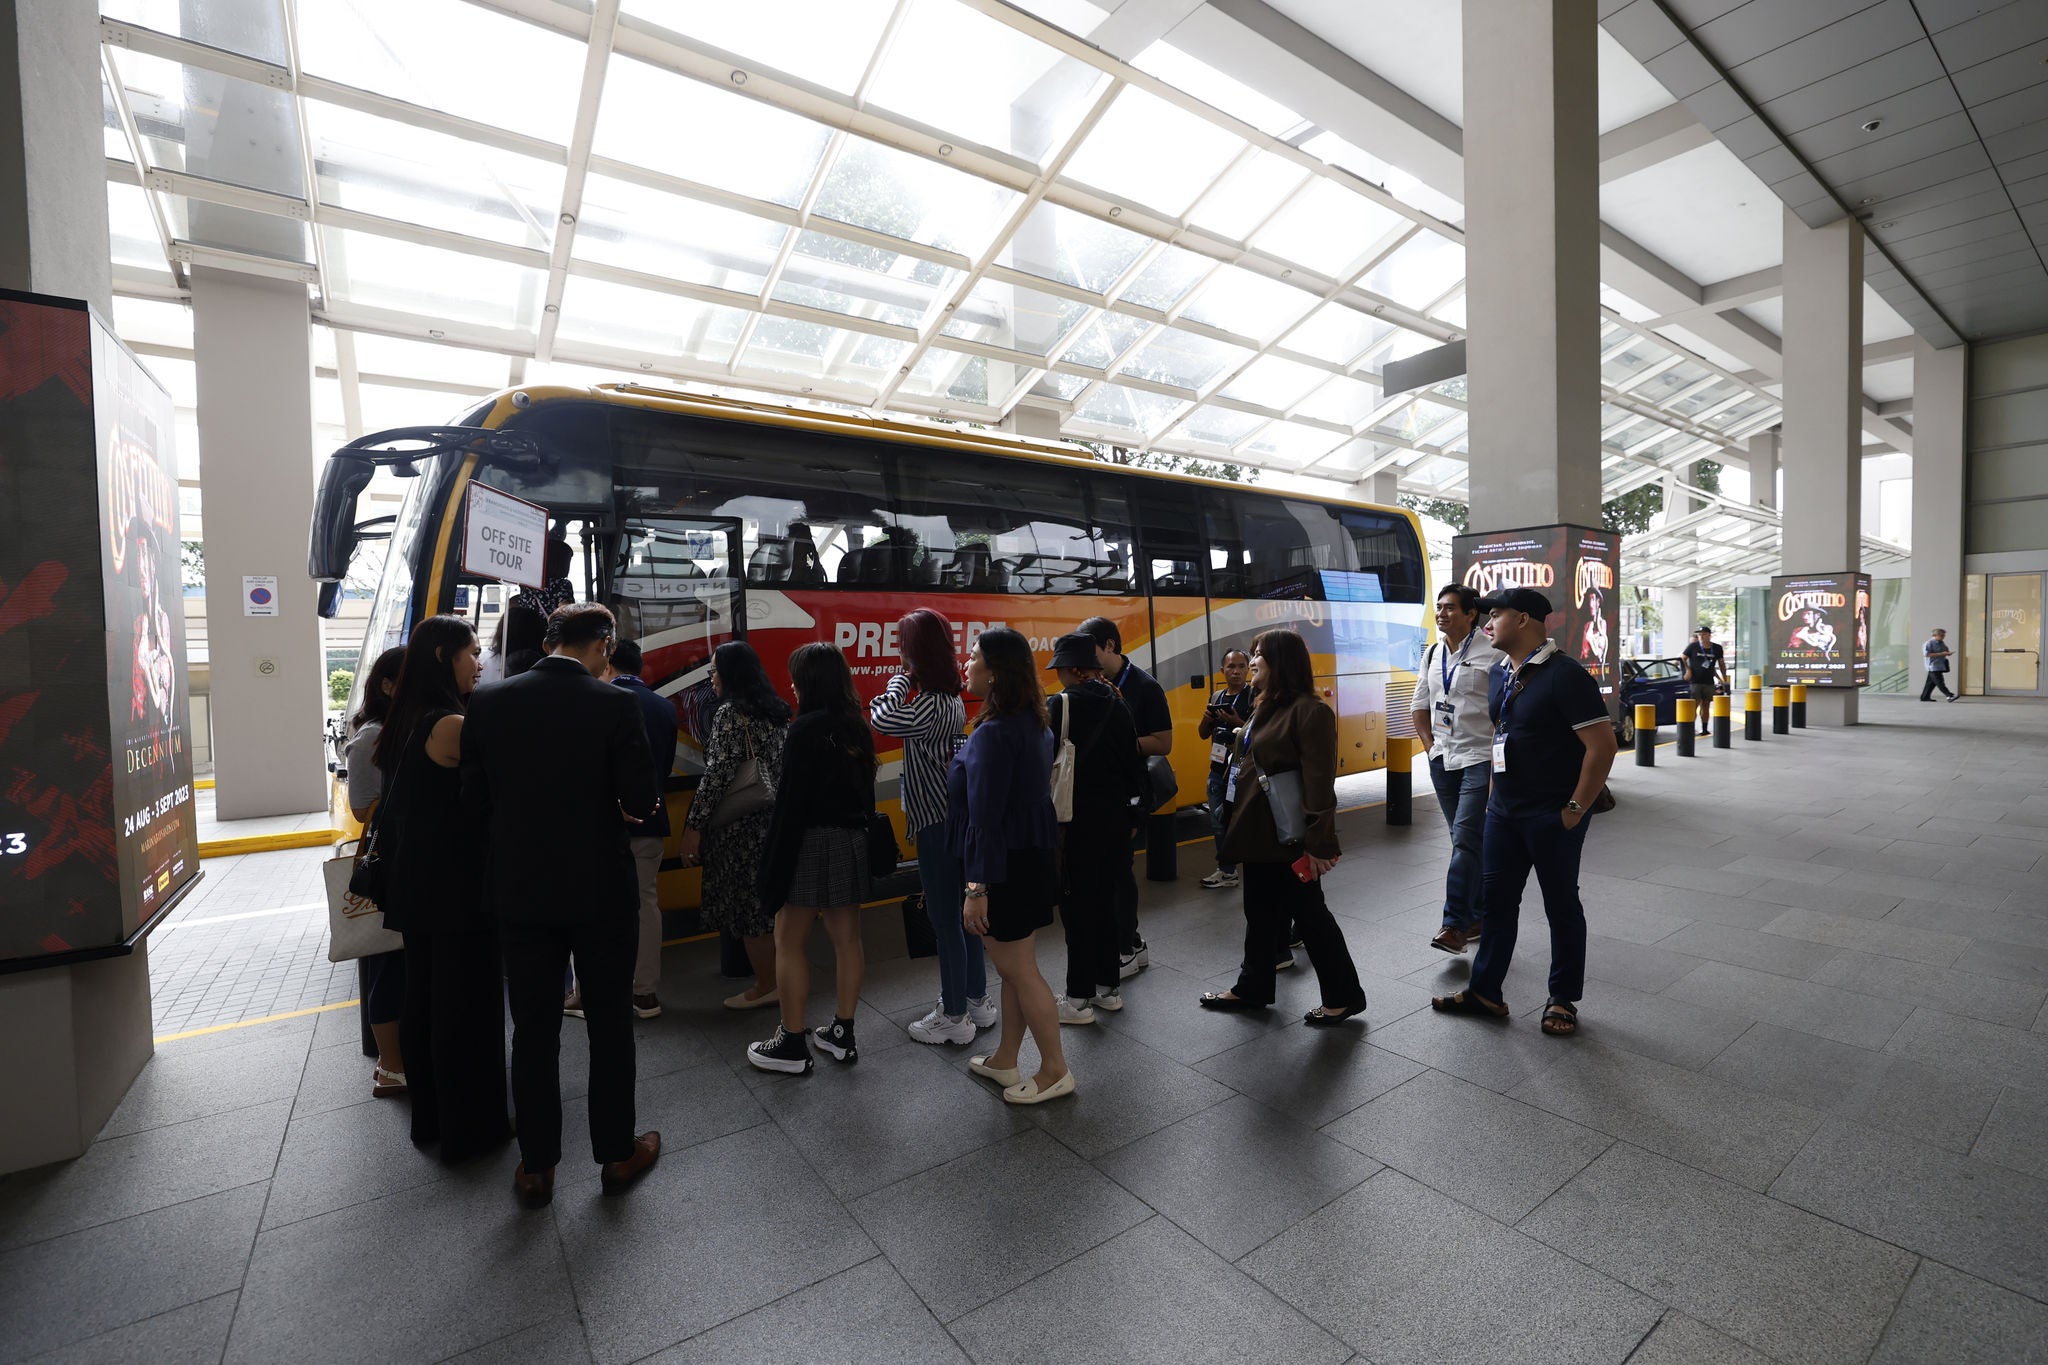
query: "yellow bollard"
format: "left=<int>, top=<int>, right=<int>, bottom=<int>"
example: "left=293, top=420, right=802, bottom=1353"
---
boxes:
left=1633, top=703, right=1658, bottom=766
left=1743, top=687, right=1763, bottom=741
left=1790, top=684, right=1808, bottom=728
left=1676, top=698, right=1697, bottom=756
left=1711, top=693, right=1732, bottom=748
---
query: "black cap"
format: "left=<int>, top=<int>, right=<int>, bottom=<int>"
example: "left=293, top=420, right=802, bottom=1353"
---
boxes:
left=1047, top=633, right=1100, bottom=670
left=1475, top=587, right=1553, bottom=618
left=1695, top=624, right=1713, bottom=634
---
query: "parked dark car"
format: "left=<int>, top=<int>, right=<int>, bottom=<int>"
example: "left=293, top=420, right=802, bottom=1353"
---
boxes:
left=1616, top=656, right=1692, bottom=742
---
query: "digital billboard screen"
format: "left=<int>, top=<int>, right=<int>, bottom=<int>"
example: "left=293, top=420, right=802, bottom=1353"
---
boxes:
left=1452, top=523, right=1623, bottom=699
left=1766, top=572, right=1871, bottom=688
left=0, top=291, right=198, bottom=968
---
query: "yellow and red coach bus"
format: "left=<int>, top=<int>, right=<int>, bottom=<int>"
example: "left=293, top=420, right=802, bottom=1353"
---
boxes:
left=310, top=384, right=1429, bottom=913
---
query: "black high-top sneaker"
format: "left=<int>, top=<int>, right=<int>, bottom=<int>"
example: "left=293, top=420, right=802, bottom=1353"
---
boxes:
left=812, top=1016, right=858, bottom=1063
left=746, top=1023, right=814, bottom=1075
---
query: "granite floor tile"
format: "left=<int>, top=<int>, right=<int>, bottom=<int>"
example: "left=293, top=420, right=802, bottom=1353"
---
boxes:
left=643, top=1258, right=965, bottom=1364
left=551, top=1125, right=876, bottom=1364
left=1665, top=960, right=1915, bottom=1049
left=850, top=1129, right=1149, bottom=1323
left=1193, top=1026, right=1425, bottom=1127
left=441, top=1313, right=594, bottom=1364
left=0, top=1185, right=264, bottom=1362
left=1522, top=1143, right=1914, bottom=1365
left=1243, top=1171, right=1659, bottom=1365
left=1867, top=1259, right=2048, bottom=1364
left=1882, top=1005, right=2048, bottom=1089
left=1619, top=1311, right=1772, bottom=1365
left=1884, top=899, right=2048, bottom=949
left=261, top=1088, right=453, bottom=1230
left=1363, top=1004, right=1567, bottom=1094
left=100, top=1031, right=309, bottom=1138
left=554, top=1060, right=769, bottom=1189
left=1810, top=950, right=2048, bottom=1026
left=1659, top=921, right=1842, bottom=980
left=1641, top=864, right=1766, bottom=896
left=1322, top=1070, right=1611, bottom=1224
left=1769, top=1115, right=2048, bottom=1302
left=1507, top=1043, right=1823, bottom=1191
left=1971, top=1084, right=2048, bottom=1180
left=1564, top=980, right=1753, bottom=1071
left=1827, top=868, right=2010, bottom=910
left=1951, top=938, right=2048, bottom=988
left=1740, top=878, right=1902, bottom=918
left=951, top=1217, right=1349, bottom=1365
left=1760, top=907, right=1970, bottom=965
left=1098, top=1095, right=1380, bottom=1260
left=1004, top=1024, right=1235, bottom=1160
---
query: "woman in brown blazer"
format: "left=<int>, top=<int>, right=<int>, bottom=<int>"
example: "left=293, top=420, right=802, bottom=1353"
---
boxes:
left=1198, top=629, right=1367, bottom=1025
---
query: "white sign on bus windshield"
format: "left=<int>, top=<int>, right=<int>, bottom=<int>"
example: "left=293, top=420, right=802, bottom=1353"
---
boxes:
left=461, top=482, right=549, bottom=591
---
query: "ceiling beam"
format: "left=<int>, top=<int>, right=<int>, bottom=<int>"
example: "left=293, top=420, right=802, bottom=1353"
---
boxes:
left=1597, top=103, right=1714, bottom=184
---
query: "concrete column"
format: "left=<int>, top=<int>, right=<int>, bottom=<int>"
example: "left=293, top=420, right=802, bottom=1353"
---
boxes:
left=193, top=269, right=329, bottom=817
left=1459, top=0, right=1602, bottom=532
left=1004, top=405, right=1063, bottom=441
left=1909, top=338, right=1968, bottom=683
left=1357, top=470, right=1400, bottom=507
left=1778, top=209, right=1864, bottom=725
left=0, top=0, right=152, bottom=1176
left=1661, top=584, right=1697, bottom=657
left=0, top=0, right=112, bottom=316
left=1748, top=430, right=1779, bottom=512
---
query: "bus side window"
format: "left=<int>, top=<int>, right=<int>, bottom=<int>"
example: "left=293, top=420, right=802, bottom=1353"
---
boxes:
left=1132, top=483, right=1205, bottom=597
left=893, top=453, right=1131, bottom=596
left=1337, top=508, right=1426, bottom=603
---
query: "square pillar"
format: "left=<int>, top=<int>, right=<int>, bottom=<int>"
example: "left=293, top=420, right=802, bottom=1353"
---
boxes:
left=1357, top=470, right=1400, bottom=507
left=193, top=269, right=329, bottom=817
left=0, top=0, right=112, bottom=313
left=1779, top=210, right=1863, bottom=725
left=1661, top=585, right=1697, bottom=658
left=1749, top=430, right=1779, bottom=512
left=1460, top=0, right=1602, bottom=533
left=1910, top=339, right=1967, bottom=689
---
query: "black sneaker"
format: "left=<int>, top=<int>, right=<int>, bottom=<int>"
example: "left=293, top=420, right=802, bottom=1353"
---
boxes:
left=746, top=1024, right=813, bottom=1075
left=1118, top=940, right=1150, bottom=980
left=812, top=1017, right=858, bottom=1064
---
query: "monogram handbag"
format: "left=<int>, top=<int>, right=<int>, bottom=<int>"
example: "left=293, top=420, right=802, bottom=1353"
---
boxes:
left=708, top=726, right=774, bottom=829
left=326, top=836, right=403, bottom=962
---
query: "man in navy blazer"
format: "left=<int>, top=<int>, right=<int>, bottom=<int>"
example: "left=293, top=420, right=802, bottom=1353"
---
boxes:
left=462, top=602, right=662, bottom=1207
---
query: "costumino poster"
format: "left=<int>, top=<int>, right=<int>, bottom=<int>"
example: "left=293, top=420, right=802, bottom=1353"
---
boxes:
left=1766, top=572, right=1871, bottom=688
left=1452, top=523, right=1623, bottom=701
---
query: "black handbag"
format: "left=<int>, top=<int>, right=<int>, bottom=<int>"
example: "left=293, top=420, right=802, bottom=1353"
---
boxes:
left=865, top=810, right=902, bottom=871
left=347, top=722, right=417, bottom=904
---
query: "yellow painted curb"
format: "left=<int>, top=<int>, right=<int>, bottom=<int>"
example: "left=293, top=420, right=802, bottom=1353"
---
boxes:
left=194, top=778, right=216, bottom=790
left=155, top=998, right=359, bottom=1043
left=199, top=829, right=341, bottom=859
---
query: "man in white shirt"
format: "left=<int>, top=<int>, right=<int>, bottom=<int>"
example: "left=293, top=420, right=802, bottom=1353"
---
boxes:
left=1409, top=584, right=1504, bottom=954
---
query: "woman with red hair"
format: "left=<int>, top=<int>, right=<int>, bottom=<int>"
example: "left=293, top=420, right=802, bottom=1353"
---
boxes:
left=870, top=608, right=991, bottom=1045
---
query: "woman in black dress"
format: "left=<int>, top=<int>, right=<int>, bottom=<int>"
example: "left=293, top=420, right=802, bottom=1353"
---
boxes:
left=746, top=644, right=878, bottom=1075
left=345, top=646, right=408, bottom=1097
left=375, top=615, right=509, bottom=1160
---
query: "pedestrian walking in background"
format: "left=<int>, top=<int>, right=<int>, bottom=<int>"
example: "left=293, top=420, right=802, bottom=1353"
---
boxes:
left=1409, top=585, right=1502, bottom=955
left=1432, top=588, right=1618, bottom=1038
left=1921, top=628, right=1956, bottom=701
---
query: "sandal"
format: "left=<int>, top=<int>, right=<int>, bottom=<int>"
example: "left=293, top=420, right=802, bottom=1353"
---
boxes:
left=372, top=1066, right=408, bottom=1098
left=1430, top=990, right=1509, bottom=1020
left=1540, top=1001, right=1579, bottom=1036
left=1304, top=997, right=1368, bottom=1027
left=1198, top=992, right=1267, bottom=1012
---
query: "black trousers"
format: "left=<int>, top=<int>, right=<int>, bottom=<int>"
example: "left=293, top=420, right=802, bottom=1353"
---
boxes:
left=1231, top=860, right=1363, bottom=1010
left=1113, top=858, right=1141, bottom=952
left=1061, top=824, right=1129, bottom=999
left=503, top=914, right=637, bottom=1170
left=401, top=927, right=508, bottom=1161
left=1920, top=671, right=1954, bottom=700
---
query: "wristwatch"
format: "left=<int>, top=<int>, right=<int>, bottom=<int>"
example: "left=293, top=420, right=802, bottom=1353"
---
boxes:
left=1564, top=800, right=1585, bottom=814
left=964, top=883, right=989, bottom=899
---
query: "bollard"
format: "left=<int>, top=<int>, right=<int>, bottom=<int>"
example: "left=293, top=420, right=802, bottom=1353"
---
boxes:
left=1386, top=735, right=1414, bottom=827
left=1748, top=674, right=1763, bottom=692
left=1771, top=685, right=1790, bottom=735
left=1712, top=694, right=1732, bottom=748
left=1633, top=703, right=1657, bottom=766
left=1676, top=698, right=1696, bottom=757
left=1790, top=684, right=1807, bottom=728
left=1743, top=688, right=1763, bottom=741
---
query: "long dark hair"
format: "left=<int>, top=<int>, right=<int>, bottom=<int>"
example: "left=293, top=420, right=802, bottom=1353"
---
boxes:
left=897, top=608, right=962, bottom=696
left=1251, top=628, right=1315, bottom=720
left=350, top=646, right=406, bottom=734
left=712, top=641, right=791, bottom=725
left=374, top=615, right=476, bottom=771
left=972, top=627, right=1048, bottom=729
left=789, top=642, right=875, bottom=771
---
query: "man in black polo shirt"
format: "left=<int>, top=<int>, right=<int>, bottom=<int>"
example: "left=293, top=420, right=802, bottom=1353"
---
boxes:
left=1680, top=625, right=1728, bottom=736
left=1431, top=588, right=1616, bottom=1037
left=1080, top=616, right=1173, bottom=976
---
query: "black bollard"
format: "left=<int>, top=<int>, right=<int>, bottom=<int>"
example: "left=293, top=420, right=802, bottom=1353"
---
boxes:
left=1791, top=684, right=1808, bottom=728
left=1744, top=688, right=1763, bottom=742
left=1712, top=694, right=1732, bottom=748
left=1771, top=686, right=1790, bottom=735
left=1634, top=704, right=1657, bottom=767
left=1676, top=698, right=1696, bottom=757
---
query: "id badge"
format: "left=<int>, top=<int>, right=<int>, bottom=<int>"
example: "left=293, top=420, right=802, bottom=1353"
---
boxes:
left=1434, top=699, right=1455, bottom=731
left=1491, top=733, right=1508, bottom=773
left=1209, top=741, right=1230, bottom=765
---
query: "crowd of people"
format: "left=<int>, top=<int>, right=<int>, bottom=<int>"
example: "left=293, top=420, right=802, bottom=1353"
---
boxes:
left=342, top=585, right=1614, bottom=1206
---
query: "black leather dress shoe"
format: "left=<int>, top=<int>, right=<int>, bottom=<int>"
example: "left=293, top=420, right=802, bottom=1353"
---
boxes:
left=512, top=1163, right=554, bottom=1209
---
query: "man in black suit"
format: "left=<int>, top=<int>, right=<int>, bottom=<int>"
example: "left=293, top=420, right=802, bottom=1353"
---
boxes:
left=462, top=601, right=662, bottom=1207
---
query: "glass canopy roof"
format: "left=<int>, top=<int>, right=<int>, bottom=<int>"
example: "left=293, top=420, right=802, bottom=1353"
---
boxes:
left=97, top=0, right=1805, bottom=585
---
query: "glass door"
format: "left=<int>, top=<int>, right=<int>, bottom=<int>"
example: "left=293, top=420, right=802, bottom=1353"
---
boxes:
left=1986, top=573, right=2045, bottom=695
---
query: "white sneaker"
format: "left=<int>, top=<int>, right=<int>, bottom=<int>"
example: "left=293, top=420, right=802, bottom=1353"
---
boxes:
left=907, top=1006, right=975, bottom=1046
left=1056, top=995, right=1097, bottom=1025
left=1118, top=942, right=1150, bottom=980
left=1090, top=990, right=1123, bottom=1012
left=1200, top=870, right=1240, bottom=889
left=965, top=994, right=999, bottom=1029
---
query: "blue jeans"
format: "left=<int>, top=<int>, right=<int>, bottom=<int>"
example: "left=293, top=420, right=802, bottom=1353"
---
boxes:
left=917, top=822, right=986, bottom=1016
left=1429, top=757, right=1488, bottom=931
left=1207, top=767, right=1235, bottom=874
left=1468, top=807, right=1590, bottom=1007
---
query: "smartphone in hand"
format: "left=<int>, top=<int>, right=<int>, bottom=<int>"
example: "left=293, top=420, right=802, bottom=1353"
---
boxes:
left=1291, top=853, right=1317, bottom=883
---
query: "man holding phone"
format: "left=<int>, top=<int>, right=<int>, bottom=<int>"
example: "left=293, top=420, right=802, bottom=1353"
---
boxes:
left=1198, top=649, right=1255, bottom=889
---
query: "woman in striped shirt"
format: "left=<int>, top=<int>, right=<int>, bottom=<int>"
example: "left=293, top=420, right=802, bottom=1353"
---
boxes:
left=871, top=609, right=993, bottom=1045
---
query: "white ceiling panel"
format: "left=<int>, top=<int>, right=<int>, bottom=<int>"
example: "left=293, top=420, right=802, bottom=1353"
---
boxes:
left=1601, top=141, right=1785, bottom=284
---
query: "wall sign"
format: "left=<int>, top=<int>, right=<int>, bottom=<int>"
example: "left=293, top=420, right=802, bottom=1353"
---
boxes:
left=242, top=574, right=278, bottom=617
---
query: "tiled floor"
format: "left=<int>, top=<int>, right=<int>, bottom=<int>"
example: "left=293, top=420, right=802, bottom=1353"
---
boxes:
left=3, top=694, right=2046, bottom=1363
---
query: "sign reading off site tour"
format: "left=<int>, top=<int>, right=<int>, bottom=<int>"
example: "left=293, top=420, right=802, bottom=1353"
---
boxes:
left=1766, top=571, right=1870, bottom=688
left=1451, top=523, right=1622, bottom=700
left=461, top=482, right=549, bottom=591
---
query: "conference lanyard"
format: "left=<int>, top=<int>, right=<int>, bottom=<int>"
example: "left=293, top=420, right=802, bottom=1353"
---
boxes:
left=1440, top=632, right=1474, bottom=694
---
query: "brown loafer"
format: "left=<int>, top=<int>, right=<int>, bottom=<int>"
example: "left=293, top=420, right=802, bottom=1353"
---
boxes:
left=512, top=1162, right=554, bottom=1209
left=600, top=1131, right=661, bottom=1195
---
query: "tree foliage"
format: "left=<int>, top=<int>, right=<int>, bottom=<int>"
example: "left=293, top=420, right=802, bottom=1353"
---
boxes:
left=1401, top=496, right=1468, bottom=532
left=1079, top=440, right=1256, bottom=484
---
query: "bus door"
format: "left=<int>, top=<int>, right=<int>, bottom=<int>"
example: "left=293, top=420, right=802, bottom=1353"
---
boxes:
left=611, top=516, right=744, bottom=764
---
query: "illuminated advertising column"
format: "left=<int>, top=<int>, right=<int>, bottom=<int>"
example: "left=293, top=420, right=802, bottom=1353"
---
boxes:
left=1766, top=572, right=1871, bottom=688
left=1453, top=523, right=1622, bottom=706
left=0, top=290, right=201, bottom=971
